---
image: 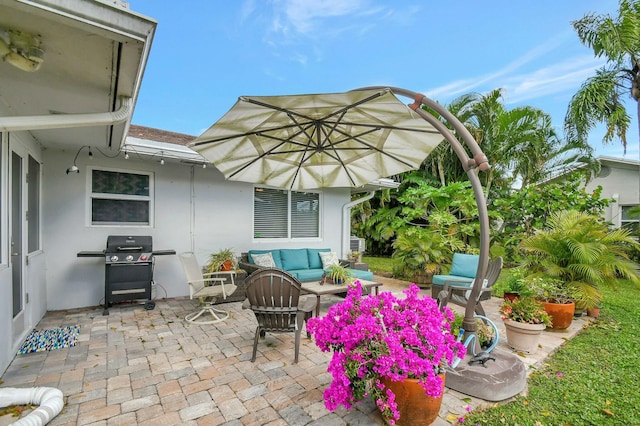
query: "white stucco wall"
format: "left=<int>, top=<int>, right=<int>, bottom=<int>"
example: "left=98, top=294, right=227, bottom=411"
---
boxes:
left=584, top=159, right=640, bottom=226
left=42, top=148, right=348, bottom=311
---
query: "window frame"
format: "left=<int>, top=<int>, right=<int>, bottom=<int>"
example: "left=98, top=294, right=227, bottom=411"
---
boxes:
left=27, top=154, right=41, bottom=254
left=87, top=166, right=154, bottom=227
left=620, top=204, right=640, bottom=232
left=252, top=186, right=322, bottom=241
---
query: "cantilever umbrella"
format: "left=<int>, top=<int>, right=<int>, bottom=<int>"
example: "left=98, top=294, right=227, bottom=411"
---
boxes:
left=190, top=87, right=525, bottom=401
left=189, top=88, right=444, bottom=190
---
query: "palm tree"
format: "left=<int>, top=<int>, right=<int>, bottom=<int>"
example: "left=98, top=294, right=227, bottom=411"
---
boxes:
left=565, top=0, right=640, bottom=153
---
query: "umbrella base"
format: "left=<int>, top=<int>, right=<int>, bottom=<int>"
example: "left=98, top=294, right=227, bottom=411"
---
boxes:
left=444, top=348, right=527, bottom=401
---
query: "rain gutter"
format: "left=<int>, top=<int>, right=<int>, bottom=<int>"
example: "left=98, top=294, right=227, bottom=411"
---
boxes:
left=341, top=191, right=375, bottom=259
left=0, top=97, right=132, bottom=132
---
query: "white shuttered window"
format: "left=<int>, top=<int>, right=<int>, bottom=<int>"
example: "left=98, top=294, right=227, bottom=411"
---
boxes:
left=254, top=187, right=320, bottom=239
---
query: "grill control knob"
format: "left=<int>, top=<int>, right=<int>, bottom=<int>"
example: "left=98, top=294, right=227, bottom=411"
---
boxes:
left=140, top=254, right=149, bottom=261
left=126, top=255, right=134, bottom=262
left=110, top=255, right=119, bottom=262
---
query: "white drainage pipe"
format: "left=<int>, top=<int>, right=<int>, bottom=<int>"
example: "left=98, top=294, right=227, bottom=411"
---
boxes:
left=0, top=387, right=64, bottom=426
left=0, top=97, right=131, bottom=132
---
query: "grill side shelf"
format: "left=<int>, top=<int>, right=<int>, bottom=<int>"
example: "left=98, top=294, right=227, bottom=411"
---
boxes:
left=77, top=251, right=105, bottom=257
left=151, top=250, right=177, bottom=256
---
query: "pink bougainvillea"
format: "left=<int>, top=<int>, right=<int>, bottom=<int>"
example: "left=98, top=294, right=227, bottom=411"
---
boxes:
left=307, top=281, right=465, bottom=423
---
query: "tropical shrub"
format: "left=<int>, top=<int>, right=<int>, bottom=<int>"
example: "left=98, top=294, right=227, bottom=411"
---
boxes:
left=520, top=210, right=640, bottom=309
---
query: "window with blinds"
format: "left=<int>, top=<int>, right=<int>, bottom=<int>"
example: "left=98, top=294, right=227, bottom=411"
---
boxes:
left=254, top=187, right=320, bottom=239
left=90, top=168, right=153, bottom=226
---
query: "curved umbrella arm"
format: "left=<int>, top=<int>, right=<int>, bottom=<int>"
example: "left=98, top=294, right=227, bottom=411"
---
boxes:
left=355, top=86, right=491, bottom=341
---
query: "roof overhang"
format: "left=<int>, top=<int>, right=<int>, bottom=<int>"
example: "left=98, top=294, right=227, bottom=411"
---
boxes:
left=351, top=177, right=399, bottom=194
left=0, top=0, right=156, bottom=151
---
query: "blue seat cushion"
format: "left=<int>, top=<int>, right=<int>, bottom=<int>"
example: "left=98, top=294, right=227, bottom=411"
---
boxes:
left=290, top=269, right=325, bottom=282
left=350, top=269, right=374, bottom=281
left=248, top=249, right=283, bottom=269
left=280, top=249, right=310, bottom=271
left=307, top=248, right=331, bottom=269
left=432, top=275, right=474, bottom=286
left=449, top=253, right=479, bottom=278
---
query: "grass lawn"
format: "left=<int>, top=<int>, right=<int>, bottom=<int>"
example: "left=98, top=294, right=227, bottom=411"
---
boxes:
left=362, top=256, right=395, bottom=274
left=463, top=278, right=640, bottom=425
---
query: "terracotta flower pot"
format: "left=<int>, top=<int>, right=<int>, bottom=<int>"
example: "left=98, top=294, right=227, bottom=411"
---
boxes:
left=543, top=301, right=575, bottom=330
left=587, top=306, right=601, bottom=318
left=380, top=375, right=445, bottom=426
left=503, top=319, right=546, bottom=354
left=503, top=292, right=519, bottom=302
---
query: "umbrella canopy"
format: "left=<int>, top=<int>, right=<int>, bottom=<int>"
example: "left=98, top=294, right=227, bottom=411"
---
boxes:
left=190, top=88, right=443, bottom=190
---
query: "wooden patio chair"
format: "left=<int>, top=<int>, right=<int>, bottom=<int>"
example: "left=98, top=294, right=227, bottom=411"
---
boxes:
left=179, top=252, right=237, bottom=324
left=243, top=268, right=317, bottom=363
left=437, top=256, right=503, bottom=316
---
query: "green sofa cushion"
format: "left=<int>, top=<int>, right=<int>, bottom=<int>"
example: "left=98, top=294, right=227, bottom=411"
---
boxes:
left=280, top=249, right=310, bottom=271
left=307, top=248, right=331, bottom=269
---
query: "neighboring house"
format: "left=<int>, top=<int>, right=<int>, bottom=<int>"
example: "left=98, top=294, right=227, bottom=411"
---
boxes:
left=549, top=155, right=640, bottom=229
left=0, top=1, right=394, bottom=375
left=587, top=156, right=640, bottom=231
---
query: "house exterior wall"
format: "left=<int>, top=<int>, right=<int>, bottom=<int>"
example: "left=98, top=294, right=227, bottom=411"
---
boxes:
left=42, top=149, right=348, bottom=311
left=583, top=159, right=640, bottom=227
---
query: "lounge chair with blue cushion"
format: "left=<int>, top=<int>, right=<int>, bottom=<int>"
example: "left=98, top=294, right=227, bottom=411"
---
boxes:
left=431, top=253, right=479, bottom=298
left=436, top=256, right=503, bottom=316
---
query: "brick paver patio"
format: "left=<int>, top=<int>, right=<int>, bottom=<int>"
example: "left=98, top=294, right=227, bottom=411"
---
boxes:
left=0, top=277, right=586, bottom=425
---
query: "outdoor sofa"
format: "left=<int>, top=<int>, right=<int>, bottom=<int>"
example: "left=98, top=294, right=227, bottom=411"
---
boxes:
left=239, top=248, right=374, bottom=282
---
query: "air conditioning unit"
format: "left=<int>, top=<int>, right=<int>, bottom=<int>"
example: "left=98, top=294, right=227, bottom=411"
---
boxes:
left=349, top=236, right=365, bottom=253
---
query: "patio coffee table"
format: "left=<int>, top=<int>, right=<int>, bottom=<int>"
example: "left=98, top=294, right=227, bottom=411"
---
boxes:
left=301, top=279, right=383, bottom=317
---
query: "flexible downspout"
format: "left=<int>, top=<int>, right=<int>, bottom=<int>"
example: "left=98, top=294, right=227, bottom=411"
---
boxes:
left=0, top=97, right=132, bottom=132
left=0, top=387, right=64, bottom=426
left=342, top=191, right=375, bottom=258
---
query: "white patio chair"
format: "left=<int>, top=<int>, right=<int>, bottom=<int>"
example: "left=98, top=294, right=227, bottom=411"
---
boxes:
left=179, top=252, right=237, bottom=324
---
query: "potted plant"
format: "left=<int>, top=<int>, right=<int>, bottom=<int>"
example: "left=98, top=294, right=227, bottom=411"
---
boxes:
left=392, top=228, right=448, bottom=285
left=347, top=250, right=361, bottom=263
left=520, top=210, right=640, bottom=315
left=307, top=282, right=465, bottom=426
left=529, top=275, right=577, bottom=330
left=497, top=267, right=532, bottom=301
left=451, top=312, right=495, bottom=350
left=500, top=295, right=552, bottom=353
left=323, top=264, right=353, bottom=285
left=586, top=304, right=601, bottom=318
left=205, top=248, right=238, bottom=273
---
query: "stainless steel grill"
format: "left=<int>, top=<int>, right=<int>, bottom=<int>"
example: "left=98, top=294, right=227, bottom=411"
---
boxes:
left=78, top=235, right=175, bottom=315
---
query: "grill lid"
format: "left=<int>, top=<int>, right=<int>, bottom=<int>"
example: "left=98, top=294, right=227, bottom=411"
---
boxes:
left=106, top=235, right=152, bottom=253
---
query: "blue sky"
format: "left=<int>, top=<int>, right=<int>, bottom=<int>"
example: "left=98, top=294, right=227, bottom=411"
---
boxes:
left=130, top=0, right=637, bottom=160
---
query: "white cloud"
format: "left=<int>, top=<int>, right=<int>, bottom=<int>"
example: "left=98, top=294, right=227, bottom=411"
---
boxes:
left=502, top=55, right=605, bottom=104
left=423, top=33, right=599, bottom=104
left=281, top=0, right=370, bottom=34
